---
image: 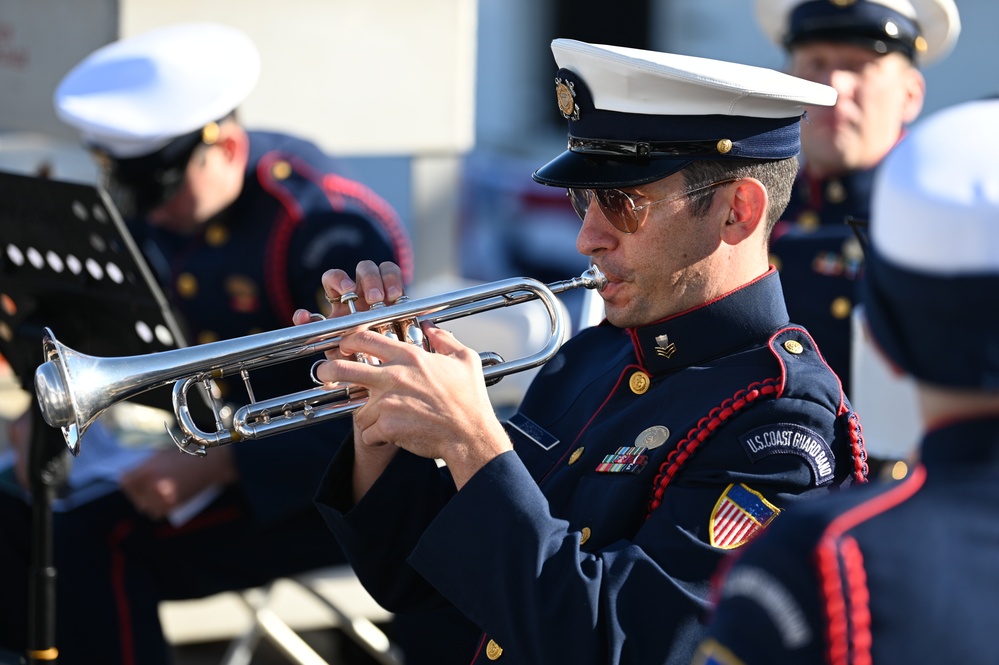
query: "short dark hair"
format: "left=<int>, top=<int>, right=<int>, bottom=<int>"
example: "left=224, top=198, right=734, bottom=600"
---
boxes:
left=681, top=156, right=798, bottom=235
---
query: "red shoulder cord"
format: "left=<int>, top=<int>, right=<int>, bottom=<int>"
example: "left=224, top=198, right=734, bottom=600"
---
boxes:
left=646, top=377, right=782, bottom=517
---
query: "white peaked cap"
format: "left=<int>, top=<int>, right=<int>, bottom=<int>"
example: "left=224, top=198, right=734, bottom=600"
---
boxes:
left=755, top=0, right=960, bottom=65
left=54, top=22, right=261, bottom=158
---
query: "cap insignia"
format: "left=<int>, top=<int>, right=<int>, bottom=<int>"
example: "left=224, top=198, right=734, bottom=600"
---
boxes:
left=716, top=139, right=733, bottom=154
left=654, top=334, right=677, bottom=359
left=555, top=78, right=580, bottom=121
left=202, top=121, right=220, bottom=145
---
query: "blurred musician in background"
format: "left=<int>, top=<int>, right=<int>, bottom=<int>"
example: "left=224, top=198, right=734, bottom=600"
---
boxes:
left=695, top=95, right=999, bottom=665
left=754, top=0, right=960, bottom=408
left=0, top=22, right=410, bottom=665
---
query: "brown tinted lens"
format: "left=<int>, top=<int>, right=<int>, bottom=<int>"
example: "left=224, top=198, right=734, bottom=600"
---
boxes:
left=595, top=189, right=639, bottom=233
left=568, top=188, right=591, bottom=221
left=568, top=188, right=639, bottom=233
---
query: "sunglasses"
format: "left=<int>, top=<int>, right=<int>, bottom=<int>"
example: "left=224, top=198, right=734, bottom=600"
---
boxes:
left=567, top=179, right=739, bottom=234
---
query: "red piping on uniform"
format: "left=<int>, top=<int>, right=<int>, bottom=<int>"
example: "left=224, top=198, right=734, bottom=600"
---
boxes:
left=109, top=519, right=137, bottom=665
left=539, top=365, right=634, bottom=484
left=322, top=172, right=414, bottom=284
left=769, top=326, right=846, bottom=412
left=767, top=326, right=868, bottom=482
left=151, top=503, right=242, bottom=539
left=269, top=151, right=414, bottom=283
left=256, top=151, right=415, bottom=323
left=815, top=463, right=927, bottom=665
left=266, top=210, right=297, bottom=323
left=646, top=377, right=781, bottom=516
left=107, top=505, right=242, bottom=664
left=469, top=634, right=488, bottom=664
left=627, top=328, right=648, bottom=367
left=817, top=538, right=849, bottom=665
left=258, top=152, right=304, bottom=323
left=841, top=537, right=872, bottom=665
left=846, top=412, right=868, bottom=483
left=628, top=269, right=778, bottom=341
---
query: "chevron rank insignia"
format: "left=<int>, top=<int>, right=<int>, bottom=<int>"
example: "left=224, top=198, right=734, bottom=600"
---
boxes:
left=709, top=483, right=780, bottom=550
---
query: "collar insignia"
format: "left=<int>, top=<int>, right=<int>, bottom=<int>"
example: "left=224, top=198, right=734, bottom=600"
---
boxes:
left=654, top=334, right=677, bottom=359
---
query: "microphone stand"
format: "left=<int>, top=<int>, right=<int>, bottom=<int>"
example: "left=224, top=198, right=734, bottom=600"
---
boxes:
left=26, top=396, right=71, bottom=665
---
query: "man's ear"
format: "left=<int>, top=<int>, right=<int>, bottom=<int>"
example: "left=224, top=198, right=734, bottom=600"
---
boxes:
left=901, top=66, right=926, bottom=125
left=216, top=122, right=250, bottom=167
left=720, top=178, right=768, bottom=246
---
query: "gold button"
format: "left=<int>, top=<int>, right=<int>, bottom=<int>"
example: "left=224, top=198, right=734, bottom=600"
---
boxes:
left=580, top=527, right=591, bottom=545
left=797, top=211, right=820, bottom=232
left=716, top=138, right=733, bottom=154
left=783, top=340, right=804, bottom=355
left=842, top=236, right=864, bottom=262
left=830, top=296, right=852, bottom=320
left=176, top=273, right=198, bottom=299
left=568, top=447, right=584, bottom=465
left=486, top=639, right=503, bottom=660
left=826, top=180, right=846, bottom=204
left=629, top=371, right=650, bottom=395
left=205, top=224, right=229, bottom=247
left=272, top=160, right=292, bottom=180
left=914, top=36, right=928, bottom=53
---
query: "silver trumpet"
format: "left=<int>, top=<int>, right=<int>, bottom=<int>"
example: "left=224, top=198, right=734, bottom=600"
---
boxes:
left=35, top=266, right=606, bottom=457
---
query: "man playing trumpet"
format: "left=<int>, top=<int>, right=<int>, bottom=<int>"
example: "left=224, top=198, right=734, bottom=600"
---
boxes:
left=297, top=40, right=870, bottom=665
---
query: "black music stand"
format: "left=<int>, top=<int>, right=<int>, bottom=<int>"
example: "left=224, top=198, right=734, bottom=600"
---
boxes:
left=0, top=171, right=189, bottom=665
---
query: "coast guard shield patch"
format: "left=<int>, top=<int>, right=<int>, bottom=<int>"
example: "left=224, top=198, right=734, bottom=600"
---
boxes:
left=709, top=484, right=780, bottom=550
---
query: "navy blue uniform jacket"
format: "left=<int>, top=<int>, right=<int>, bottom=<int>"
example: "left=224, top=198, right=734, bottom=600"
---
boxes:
left=697, top=416, right=999, bottom=665
left=132, top=131, right=413, bottom=524
left=770, top=167, right=874, bottom=396
left=316, top=269, right=869, bottom=665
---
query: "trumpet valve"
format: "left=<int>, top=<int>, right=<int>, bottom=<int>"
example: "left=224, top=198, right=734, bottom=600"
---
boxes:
left=340, top=292, right=360, bottom=314
left=401, top=319, right=428, bottom=350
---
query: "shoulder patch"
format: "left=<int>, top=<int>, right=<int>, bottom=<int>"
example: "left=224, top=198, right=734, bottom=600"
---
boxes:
left=709, top=483, right=780, bottom=550
left=719, top=566, right=813, bottom=649
left=738, top=423, right=835, bottom=485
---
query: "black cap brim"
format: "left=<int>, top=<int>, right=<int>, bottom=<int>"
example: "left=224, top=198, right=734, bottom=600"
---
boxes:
left=532, top=149, right=693, bottom=189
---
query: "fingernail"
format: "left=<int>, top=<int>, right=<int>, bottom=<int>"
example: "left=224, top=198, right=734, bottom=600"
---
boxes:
left=368, top=287, right=384, bottom=302
left=387, top=285, right=402, bottom=300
